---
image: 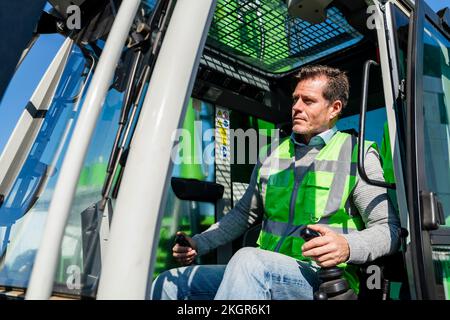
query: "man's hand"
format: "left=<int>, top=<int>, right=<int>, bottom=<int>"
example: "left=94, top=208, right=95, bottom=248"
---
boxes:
left=172, top=231, right=198, bottom=266
left=301, top=224, right=350, bottom=268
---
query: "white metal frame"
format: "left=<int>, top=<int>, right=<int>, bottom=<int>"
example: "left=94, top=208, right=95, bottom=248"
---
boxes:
left=375, top=0, right=416, bottom=299
left=0, top=38, right=73, bottom=198
left=97, top=0, right=218, bottom=300
left=26, top=0, right=142, bottom=300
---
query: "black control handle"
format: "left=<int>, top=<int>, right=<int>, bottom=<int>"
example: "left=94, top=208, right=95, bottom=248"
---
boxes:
left=175, top=233, right=191, bottom=247
left=300, top=228, right=321, bottom=242
left=300, top=227, right=357, bottom=300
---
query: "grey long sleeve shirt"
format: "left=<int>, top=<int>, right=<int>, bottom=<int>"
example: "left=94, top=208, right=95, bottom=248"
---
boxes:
left=192, top=130, right=401, bottom=264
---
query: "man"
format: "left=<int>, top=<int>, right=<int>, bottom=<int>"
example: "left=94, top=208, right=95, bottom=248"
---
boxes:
left=151, top=65, right=400, bottom=300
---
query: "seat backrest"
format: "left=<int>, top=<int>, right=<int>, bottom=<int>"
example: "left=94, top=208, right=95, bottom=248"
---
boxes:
left=357, top=235, right=410, bottom=300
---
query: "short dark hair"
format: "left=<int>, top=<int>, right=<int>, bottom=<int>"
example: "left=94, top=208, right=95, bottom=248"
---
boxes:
left=295, top=65, right=350, bottom=109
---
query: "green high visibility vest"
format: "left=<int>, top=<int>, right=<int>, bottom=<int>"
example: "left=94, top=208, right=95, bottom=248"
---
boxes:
left=381, top=122, right=395, bottom=184
left=256, top=131, right=378, bottom=293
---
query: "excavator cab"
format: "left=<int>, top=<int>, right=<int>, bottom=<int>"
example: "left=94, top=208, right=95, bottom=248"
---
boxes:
left=0, top=0, right=448, bottom=300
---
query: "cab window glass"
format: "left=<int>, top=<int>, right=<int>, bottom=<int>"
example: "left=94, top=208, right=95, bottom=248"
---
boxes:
left=0, top=44, right=91, bottom=289
left=422, top=20, right=450, bottom=227
left=154, top=98, right=216, bottom=277
left=337, top=108, right=387, bottom=147
left=421, top=19, right=450, bottom=299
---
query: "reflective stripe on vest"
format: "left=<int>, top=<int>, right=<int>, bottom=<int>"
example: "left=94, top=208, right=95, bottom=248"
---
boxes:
left=256, top=131, right=378, bottom=294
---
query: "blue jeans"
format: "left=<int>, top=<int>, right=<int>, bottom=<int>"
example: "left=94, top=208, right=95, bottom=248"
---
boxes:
left=150, top=247, right=321, bottom=300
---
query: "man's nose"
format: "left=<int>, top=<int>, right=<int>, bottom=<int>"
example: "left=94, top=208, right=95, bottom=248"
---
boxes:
left=292, top=99, right=304, bottom=112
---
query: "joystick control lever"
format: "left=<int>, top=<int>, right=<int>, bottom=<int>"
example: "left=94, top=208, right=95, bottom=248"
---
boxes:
left=300, top=227, right=357, bottom=300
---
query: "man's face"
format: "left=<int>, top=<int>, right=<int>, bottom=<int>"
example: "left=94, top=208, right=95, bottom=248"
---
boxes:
left=291, top=76, right=340, bottom=137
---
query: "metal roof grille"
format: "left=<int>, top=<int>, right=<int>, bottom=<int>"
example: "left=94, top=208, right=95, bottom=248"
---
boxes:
left=207, top=0, right=364, bottom=74
left=200, top=51, right=270, bottom=90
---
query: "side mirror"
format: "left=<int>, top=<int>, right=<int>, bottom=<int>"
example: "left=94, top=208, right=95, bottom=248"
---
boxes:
left=171, top=177, right=224, bottom=203
left=437, top=7, right=450, bottom=33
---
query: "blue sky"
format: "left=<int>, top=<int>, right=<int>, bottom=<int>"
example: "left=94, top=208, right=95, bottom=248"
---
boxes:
left=0, top=0, right=447, bottom=152
left=0, top=33, right=64, bottom=151
left=426, top=0, right=447, bottom=12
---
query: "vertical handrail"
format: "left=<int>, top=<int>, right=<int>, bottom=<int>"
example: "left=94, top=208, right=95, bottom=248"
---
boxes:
left=358, top=60, right=396, bottom=189
left=26, top=0, right=141, bottom=300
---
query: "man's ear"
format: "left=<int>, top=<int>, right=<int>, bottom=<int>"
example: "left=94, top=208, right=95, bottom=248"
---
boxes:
left=329, top=100, right=342, bottom=122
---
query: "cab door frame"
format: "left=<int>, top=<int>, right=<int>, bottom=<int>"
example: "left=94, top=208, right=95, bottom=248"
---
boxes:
left=383, top=0, right=418, bottom=299
left=367, top=0, right=419, bottom=299
left=406, top=0, right=450, bottom=300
